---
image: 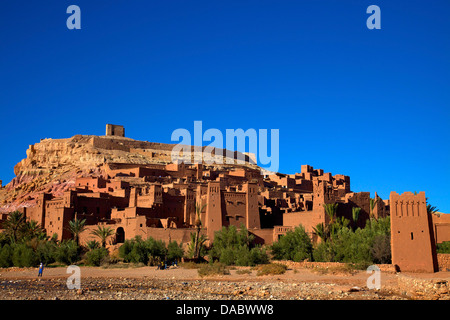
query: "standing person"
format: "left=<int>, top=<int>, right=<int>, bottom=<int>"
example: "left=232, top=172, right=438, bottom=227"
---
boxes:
left=38, top=262, right=44, bottom=277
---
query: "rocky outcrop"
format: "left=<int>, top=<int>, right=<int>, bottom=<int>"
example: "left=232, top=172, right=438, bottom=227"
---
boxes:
left=0, top=134, right=258, bottom=213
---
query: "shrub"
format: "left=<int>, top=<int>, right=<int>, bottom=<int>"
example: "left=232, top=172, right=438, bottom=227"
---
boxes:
left=210, top=224, right=254, bottom=260
left=437, top=241, right=450, bottom=254
left=36, top=241, right=57, bottom=265
left=312, top=240, right=335, bottom=262
left=118, top=239, right=134, bottom=262
left=0, top=244, right=13, bottom=268
left=209, top=224, right=269, bottom=266
left=198, top=262, right=230, bottom=277
left=219, top=247, right=236, bottom=265
left=167, top=241, right=184, bottom=264
left=312, top=217, right=391, bottom=265
left=85, top=240, right=101, bottom=251
left=118, top=236, right=168, bottom=266
left=129, top=239, right=150, bottom=264
left=146, top=238, right=167, bottom=265
left=85, top=247, right=109, bottom=266
left=187, top=232, right=208, bottom=260
left=370, top=234, right=391, bottom=264
left=256, top=263, right=287, bottom=276
left=54, top=240, right=79, bottom=265
left=271, top=225, right=313, bottom=262
left=246, top=246, right=270, bottom=266
left=12, top=243, right=40, bottom=267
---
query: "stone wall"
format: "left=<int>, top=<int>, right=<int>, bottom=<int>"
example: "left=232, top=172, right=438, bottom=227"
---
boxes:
left=437, top=253, right=450, bottom=271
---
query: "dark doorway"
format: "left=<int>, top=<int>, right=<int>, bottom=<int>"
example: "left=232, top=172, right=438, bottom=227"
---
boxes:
left=116, top=227, right=125, bottom=244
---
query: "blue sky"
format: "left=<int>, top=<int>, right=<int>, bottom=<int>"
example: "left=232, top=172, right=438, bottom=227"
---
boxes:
left=0, top=1, right=449, bottom=212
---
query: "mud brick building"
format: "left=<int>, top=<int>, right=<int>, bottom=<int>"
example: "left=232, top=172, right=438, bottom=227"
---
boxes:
left=1, top=125, right=449, bottom=272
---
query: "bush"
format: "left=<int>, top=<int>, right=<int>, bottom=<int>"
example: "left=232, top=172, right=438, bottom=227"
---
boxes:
left=187, top=232, right=208, bottom=260
left=12, top=243, right=40, bottom=267
left=370, top=234, right=391, bottom=264
left=271, top=225, right=313, bottom=262
left=146, top=238, right=168, bottom=265
left=198, top=262, right=230, bottom=277
left=167, top=241, right=184, bottom=264
left=312, top=240, right=335, bottom=262
left=210, top=224, right=254, bottom=261
left=209, top=224, right=269, bottom=266
left=256, top=263, right=287, bottom=276
left=54, top=240, right=79, bottom=265
left=118, top=236, right=168, bottom=266
left=129, top=239, right=150, bottom=264
left=118, top=239, right=134, bottom=262
left=437, top=241, right=450, bottom=254
left=0, top=244, right=13, bottom=268
left=85, top=247, right=109, bottom=266
left=36, top=241, right=57, bottom=265
left=313, top=217, right=391, bottom=265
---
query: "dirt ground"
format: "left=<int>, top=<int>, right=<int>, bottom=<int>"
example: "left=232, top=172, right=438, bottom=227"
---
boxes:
left=0, top=263, right=448, bottom=300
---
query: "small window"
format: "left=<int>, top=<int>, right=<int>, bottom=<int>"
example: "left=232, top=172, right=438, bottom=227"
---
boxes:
left=410, top=232, right=414, bottom=240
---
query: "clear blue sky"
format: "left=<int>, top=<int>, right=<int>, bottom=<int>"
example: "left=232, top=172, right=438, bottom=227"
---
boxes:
left=0, top=1, right=449, bottom=212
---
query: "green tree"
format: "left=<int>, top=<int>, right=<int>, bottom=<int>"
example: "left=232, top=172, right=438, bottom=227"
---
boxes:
left=91, top=225, right=114, bottom=248
left=323, top=203, right=338, bottom=224
left=67, top=218, right=86, bottom=246
left=167, top=240, right=184, bottom=264
left=192, top=203, right=207, bottom=260
left=427, top=204, right=440, bottom=217
left=85, top=247, right=109, bottom=266
left=369, top=198, right=378, bottom=220
left=187, top=233, right=208, bottom=260
left=313, top=216, right=391, bottom=265
left=271, top=225, right=313, bottom=262
left=12, top=243, right=40, bottom=267
left=209, top=224, right=267, bottom=266
left=86, top=240, right=101, bottom=250
left=2, top=211, right=25, bottom=243
left=55, top=240, right=79, bottom=265
left=22, top=220, right=47, bottom=241
left=312, top=223, right=328, bottom=242
left=351, top=207, right=361, bottom=230
left=0, top=244, right=13, bottom=268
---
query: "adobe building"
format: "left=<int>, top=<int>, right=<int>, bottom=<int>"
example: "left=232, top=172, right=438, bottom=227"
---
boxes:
left=390, top=191, right=438, bottom=272
left=18, top=160, right=387, bottom=248
left=106, top=124, right=125, bottom=137
left=2, top=124, right=450, bottom=272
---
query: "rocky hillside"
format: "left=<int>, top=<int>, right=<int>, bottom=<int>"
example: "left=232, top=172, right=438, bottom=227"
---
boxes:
left=0, top=134, right=259, bottom=213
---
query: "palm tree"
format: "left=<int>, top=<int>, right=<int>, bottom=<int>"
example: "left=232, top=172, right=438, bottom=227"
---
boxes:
left=2, top=211, right=25, bottom=243
left=369, top=198, right=378, bottom=220
left=352, top=207, right=361, bottom=230
left=22, top=220, right=46, bottom=240
left=187, top=232, right=208, bottom=259
left=323, top=203, right=338, bottom=224
left=193, top=203, right=207, bottom=260
left=427, top=204, right=440, bottom=217
left=91, top=225, right=114, bottom=248
left=312, top=223, right=328, bottom=242
left=86, top=240, right=101, bottom=250
left=67, top=218, right=86, bottom=246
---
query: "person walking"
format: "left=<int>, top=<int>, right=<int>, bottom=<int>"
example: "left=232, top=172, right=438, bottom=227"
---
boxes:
left=38, top=262, right=44, bottom=277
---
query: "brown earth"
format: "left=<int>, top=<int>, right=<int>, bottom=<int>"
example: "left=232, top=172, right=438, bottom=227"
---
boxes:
left=0, top=263, right=448, bottom=301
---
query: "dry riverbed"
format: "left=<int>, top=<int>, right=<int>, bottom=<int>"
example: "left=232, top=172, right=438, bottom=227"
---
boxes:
left=0, top=263, right=449, bottom=301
